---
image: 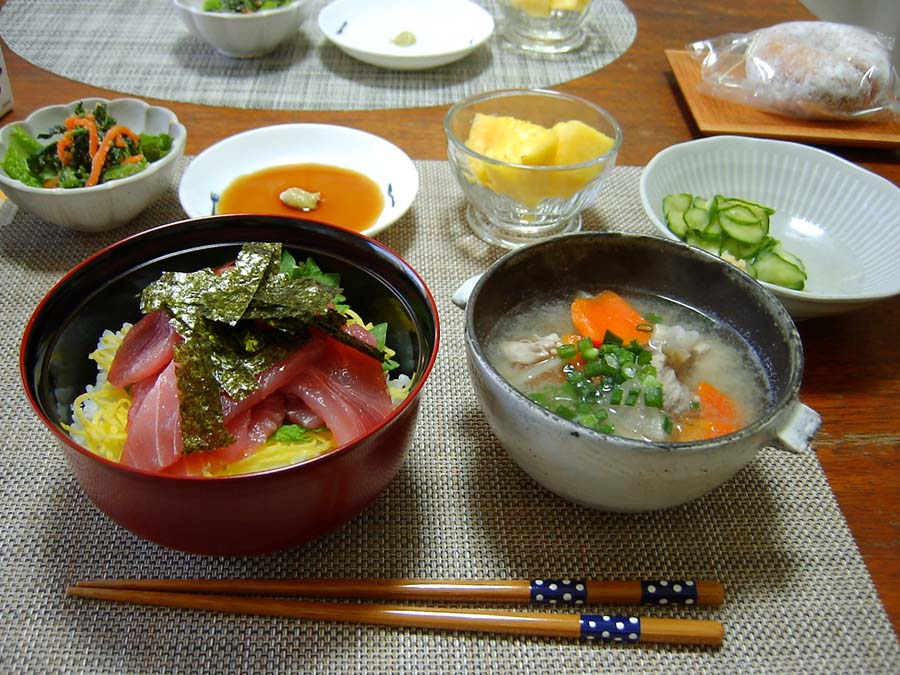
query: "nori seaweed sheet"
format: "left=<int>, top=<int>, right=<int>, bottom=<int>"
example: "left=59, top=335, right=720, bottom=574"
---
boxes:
left=138, top=242, right=372, bottom=455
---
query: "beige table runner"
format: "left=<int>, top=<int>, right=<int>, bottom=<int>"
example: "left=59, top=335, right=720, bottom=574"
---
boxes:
left=0, top=160, right=897, bottom=674
left=0, top=0, right=637, bottom=112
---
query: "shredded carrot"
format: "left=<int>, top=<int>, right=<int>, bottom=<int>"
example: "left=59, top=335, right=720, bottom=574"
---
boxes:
left=56, top=133, right=75, bottom=166
left=86, top=125, right=141, bottom=187
left=675, top=381, right=744, bottom=441
left=120, top=154, right=145, bottom=165
left=65, top=116, right=99, bottom=156
left=571, top=290, right=648, bottom=346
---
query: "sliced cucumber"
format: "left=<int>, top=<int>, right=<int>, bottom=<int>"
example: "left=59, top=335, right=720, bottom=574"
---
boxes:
left=721, top=204, right=759, bottom=225
left=722, top=196, right=775, bottom=216
left=661, top=191, right=807, bottom=292
left=771, top=243, right=806, bottom=272
left=692, top=196, right=714, bottom=211
left=719, top=210, right=768, bottom=244
left=754, top=248, right=807, bottom=290
left=665, top=208, right=688, bottom=238
left=722, top=235, right=766, bottom=260
left=686, top=230, right=721, bottom=255
left=663, top=193, right=693, bottom=215
left=703, top=214, right=723, bottom=237
left=683, top=207, right=711, bottom=231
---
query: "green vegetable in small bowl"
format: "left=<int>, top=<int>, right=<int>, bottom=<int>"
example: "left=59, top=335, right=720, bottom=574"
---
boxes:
left=1, top=101, right=173, bottom=190
left=0, top=97, right=186, bottom=231
left=203, top=0, right=292, bottom=12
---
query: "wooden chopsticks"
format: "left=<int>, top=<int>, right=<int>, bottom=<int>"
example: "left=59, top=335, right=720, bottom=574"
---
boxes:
left=72, top=577, right=724, bottom=606
left=68, top=577, right=725, bottom=647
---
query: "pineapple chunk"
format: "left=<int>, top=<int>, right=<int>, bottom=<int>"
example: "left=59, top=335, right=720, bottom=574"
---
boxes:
left=465, top=113, right=557, bottom=207
left=464, top=113, right=614, bottom=207
left=509, top=0, right=551, bottom=16
left=509, top=0, right=589, bottom=16
left=549, top=119, right=615, bottom=196
left=466, top=113, right=557, bottom=165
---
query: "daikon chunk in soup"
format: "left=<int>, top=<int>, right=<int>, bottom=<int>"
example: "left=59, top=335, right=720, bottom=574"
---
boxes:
left=486, top=289, right=770, bottom=443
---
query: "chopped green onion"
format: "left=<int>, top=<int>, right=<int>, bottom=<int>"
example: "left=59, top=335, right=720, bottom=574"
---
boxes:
left=602, top=330, right=623, bottom=346
left=583, top=361, right=604, bottom=378
left=610, top=387, right=623, bottom=405
left=662, top=415, right=674, bottom=435
left=555, top=405, right=576, bottom=420
left=598, top=423, right=615, bottom=435
left=529, top=392, right=549, bottom=406
left=643, top=385, right=663, bottom=408
left=624, top=388, right=640, bottom=406
left=556, top=343, right=577, bottom=360
left=582, top=347, right=599, bottom=361
left=577, top=413, right=598, bottom=428
left=577, top=337, right=594, bottom=353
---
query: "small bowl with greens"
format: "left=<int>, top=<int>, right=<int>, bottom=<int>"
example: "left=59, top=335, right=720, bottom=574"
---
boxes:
left=0, top=98, right=186, bottom=232
left=640, top=136, right=900, bottom=320
left=173, top=0, right=308, bottom=58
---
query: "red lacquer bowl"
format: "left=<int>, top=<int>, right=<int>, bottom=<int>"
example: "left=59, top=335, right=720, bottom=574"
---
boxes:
left=20, top=215, right=439, bottom=555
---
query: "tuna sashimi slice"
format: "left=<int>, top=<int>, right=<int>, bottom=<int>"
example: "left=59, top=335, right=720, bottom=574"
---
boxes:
left=282, top=333, right=393, bottom=446
left=108, top=310, right=178, bottom=388
left=120, top=361, right=182, bottom=472
left=169, top=394, right=287, bottom=476
left=284, top=394, right=325, bottom=429
left=221, top=332, right=327, bottom=423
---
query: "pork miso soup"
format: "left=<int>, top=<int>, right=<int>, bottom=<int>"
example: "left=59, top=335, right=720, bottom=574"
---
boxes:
left=486, top=289, right=770, bottom=443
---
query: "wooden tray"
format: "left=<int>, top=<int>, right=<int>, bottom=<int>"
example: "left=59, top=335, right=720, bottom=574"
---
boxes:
left=665, top=50, right=900, bottom=149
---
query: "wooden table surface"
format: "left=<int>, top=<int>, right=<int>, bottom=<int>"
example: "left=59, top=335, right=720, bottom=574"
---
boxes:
left=2, top=0, right=897, bottom=636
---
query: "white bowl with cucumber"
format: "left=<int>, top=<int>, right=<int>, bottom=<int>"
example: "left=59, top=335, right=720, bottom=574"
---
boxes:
left=639, top=136, right=900, bottom=320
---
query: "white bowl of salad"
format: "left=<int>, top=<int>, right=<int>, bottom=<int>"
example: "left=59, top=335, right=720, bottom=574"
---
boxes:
left=173, top=0, right=309, bottom=58
left=0, top=98, right=186, bottom=232
left=639, top=136, right=900, bottom=320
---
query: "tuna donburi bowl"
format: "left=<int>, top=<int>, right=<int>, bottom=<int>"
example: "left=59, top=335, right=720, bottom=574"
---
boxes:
left=20, top=215, right=439, bottom=555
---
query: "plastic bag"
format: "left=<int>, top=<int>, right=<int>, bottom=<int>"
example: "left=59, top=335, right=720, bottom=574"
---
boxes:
left=688, top=21, right=899, bottom=121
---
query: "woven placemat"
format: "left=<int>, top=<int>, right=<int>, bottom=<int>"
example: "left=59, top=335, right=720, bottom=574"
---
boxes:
left=0, top=161, right=897, bottom=674
left=0, top=0, right=637, bottom=112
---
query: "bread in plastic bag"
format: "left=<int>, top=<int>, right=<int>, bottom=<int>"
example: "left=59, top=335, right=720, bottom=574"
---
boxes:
left=688, top=21, right=899, bottom=121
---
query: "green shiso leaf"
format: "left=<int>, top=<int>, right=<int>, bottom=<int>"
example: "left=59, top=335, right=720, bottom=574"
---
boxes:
left=270, top=424, right=326, bottom=443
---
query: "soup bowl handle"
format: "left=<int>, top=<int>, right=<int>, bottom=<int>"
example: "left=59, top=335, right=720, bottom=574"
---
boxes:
left=452, top=273, right=483, bottom=309
left=771, top=400, right=822, bottom=454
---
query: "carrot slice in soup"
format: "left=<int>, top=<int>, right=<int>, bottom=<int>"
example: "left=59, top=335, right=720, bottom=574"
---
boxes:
left=571, top=290, right=648, bottom=345
left=675, top=381, right=744, bottom=441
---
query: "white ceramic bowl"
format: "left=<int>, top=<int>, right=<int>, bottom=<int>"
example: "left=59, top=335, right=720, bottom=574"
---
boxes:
left=179, top=124, right=418, bottom=237
left=318, top=0, right=494, bottom=70
left=640, top=136, right=900, bottom=320
left=173, top=0, right=308, bottom=58
left=0, top=98, right=187, bottom=232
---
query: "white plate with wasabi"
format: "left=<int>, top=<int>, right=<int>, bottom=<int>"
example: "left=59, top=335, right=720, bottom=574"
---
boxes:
left=318, top=0, right=494, bottom=70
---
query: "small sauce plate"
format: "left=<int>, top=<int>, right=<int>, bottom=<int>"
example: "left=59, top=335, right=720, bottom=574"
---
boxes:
left=318, top=0, right=495, bottom=71
left=179, top=124, right=418, bottom=237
